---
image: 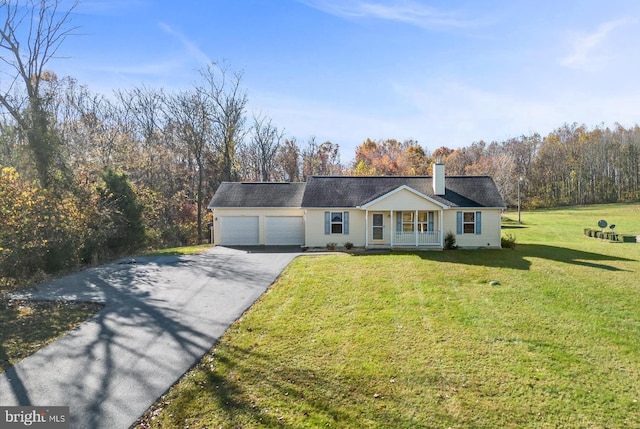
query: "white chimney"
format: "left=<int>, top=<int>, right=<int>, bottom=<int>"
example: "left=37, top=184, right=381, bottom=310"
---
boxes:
left=432, top=159, right=445, bottom=195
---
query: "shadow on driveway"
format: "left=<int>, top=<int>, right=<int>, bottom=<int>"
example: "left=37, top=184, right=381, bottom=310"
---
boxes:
left=0, top=246, right=299, bottom=429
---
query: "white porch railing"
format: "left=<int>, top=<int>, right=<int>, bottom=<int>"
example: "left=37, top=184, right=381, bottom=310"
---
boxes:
left=393, top=230, right=441, bottom=246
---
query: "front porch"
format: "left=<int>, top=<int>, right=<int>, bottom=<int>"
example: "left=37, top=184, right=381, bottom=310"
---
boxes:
left=364, top=209, right=444, bottom=249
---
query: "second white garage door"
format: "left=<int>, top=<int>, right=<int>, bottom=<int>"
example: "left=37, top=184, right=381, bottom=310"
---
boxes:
left=220, top=216, right=259, bottom=245
left=266, top=216, right=304, bottom=245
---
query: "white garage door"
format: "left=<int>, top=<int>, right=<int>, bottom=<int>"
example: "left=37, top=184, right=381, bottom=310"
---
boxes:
left=220, top=216, right=259, bottom=245
left=266, top=217, right=304, bottom=245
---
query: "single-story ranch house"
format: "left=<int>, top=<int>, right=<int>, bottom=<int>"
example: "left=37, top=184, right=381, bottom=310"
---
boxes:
left=207, top=163, right=506, bottom=249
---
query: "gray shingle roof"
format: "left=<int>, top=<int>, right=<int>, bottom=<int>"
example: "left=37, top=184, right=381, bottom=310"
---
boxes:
left=207, top=182, right=306, bottom=208
left=208, top=176, right=506, bottom=209
left=302, top=176, right=506, bottom=208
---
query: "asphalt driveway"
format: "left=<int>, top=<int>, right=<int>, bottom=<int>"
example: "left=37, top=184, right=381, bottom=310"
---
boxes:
left=0, top=246, right=300, bottom=428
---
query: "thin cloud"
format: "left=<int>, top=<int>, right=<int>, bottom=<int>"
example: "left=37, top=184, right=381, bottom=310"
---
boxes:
left=159, top=21, right=211, bottom=65
left=560, top=18, right=633, bottom=70
left=299, top=0, right=486, bottom=29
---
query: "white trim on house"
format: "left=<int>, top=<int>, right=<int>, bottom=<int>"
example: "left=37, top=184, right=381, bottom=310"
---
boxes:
left=358, top=185, right=449, bottom=210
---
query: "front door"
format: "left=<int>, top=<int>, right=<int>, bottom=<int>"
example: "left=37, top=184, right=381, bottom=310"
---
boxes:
left=372, top=213, right=384, bottom=240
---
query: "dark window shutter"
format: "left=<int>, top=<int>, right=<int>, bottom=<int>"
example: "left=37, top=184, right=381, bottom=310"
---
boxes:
left=475, top=211, right=482, bottom=235
left=343, top=212, right=349, bottom=235
left=324, top=212, right=330, bottom=235
left=456, top=211, right=462, bottom=235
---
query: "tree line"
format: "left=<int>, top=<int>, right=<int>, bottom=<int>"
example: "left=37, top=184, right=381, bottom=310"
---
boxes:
left=352, top=123, right=640, bottom=209
left=445, top=123, right=640, bottom=208
left=1, top=1, right=639, bottom=286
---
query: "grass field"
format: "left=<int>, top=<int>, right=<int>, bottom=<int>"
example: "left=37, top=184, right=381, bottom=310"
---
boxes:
left=135, top=203, right=640, bottom=428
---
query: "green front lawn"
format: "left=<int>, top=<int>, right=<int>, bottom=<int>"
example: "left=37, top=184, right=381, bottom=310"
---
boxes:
left=142, top=204, right=640, bottom=426
left=136, top=204, right=640, bottom=428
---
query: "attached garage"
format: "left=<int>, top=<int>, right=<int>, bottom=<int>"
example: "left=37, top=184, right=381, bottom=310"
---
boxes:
left=265, top=216, right=304, bottom=245
left=208, top=182, right=307, bottom=247
left=219, top=216, right=259, bottom=245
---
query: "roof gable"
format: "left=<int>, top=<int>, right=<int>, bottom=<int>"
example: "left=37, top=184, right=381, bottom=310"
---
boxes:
left=360, top=185, right=448, bottom=210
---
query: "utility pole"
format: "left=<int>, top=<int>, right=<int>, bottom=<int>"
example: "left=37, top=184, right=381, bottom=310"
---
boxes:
left=518, top=177, right=523, bottom=224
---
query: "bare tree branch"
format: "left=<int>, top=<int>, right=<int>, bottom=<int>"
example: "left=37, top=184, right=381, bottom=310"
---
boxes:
left=0, top=0, right=79, bottom=186
left=249, top=112, right=284, bottom=181
left=197, top=62, right=248, bottom=182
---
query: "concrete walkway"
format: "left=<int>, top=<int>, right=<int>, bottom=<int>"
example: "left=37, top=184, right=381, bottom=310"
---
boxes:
left=0, top=246, right=300, bottom=429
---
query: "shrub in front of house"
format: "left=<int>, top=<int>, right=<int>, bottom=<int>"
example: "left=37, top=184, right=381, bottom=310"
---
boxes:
left=501, top=233, right=517, bottom=249
left=444, top=231, right=457, bottom=250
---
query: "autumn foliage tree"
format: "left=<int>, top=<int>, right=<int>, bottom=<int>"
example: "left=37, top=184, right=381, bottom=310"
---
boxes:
left=302, top=137, right=342, bottom=177
left=0, top=166, right=87, bottom=282
left=351, top=138, right=430, bottom=175
left=275, top=138, right=302, bottom=181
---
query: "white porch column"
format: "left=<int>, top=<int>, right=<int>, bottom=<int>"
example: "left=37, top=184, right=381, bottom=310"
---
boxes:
left=439, top=209, right=444, bottom=247
left=365, top=209, right=369, bottom=248
left=415, top=210, right=419, bottom=246
left=390, top=211, right=394, bottom=247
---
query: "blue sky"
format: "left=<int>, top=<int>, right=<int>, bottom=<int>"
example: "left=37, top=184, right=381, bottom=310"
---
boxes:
left=53, top=0, right=640, bottom=161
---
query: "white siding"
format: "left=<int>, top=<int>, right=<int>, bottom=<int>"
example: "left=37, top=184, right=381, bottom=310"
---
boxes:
left=443, top=209, right=502, bottom=248
left=304, top=209, right=366, bottom=248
